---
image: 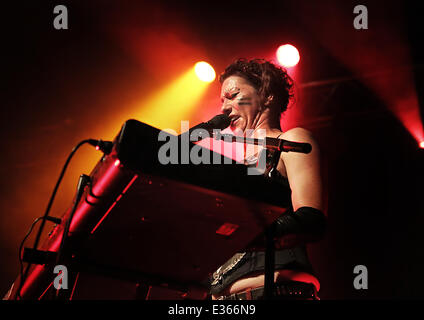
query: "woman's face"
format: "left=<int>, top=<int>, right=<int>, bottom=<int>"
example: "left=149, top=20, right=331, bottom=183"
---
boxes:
left=220, top=75, right=263, bottom=135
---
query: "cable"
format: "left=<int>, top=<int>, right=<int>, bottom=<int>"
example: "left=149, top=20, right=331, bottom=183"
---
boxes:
left=16, top=138, right=112, bottom=299
left=17, top=216, right=61, bottom=300
left=54, top=174, right=91, bottom=300
left=17, top=217, right=41, bottom=300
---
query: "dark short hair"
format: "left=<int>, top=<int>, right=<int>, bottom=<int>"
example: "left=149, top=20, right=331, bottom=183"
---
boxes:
left=219, top=58, right=294, bottom=116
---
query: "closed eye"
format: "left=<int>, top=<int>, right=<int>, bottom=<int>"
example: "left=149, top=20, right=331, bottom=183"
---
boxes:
left=221, top=92, right=239, bottom=103
left=226, top=92, right=239, bottom=100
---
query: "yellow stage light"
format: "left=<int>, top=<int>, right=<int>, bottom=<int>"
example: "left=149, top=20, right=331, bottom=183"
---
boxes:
left=134, top=66, right=211, bottom=132
left=194, top=61, right=216, bottom=83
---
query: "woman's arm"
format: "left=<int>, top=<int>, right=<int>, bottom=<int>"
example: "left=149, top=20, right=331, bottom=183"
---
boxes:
left=280, top=127, right=324, bottom=212
left=269, top=127, right=326, bottom=249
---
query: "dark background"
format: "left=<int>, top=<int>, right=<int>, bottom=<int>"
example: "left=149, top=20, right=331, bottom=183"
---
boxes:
left=1, top=0, right=423, bottom=299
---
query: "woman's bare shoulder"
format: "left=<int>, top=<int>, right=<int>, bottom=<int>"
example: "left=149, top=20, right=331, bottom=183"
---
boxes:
left=280, top=127, right=315, bottom=142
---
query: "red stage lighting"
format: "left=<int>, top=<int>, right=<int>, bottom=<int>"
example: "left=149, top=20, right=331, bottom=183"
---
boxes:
left=276, top=44, right=300, bottom=68
left=419, top=141, right=424, bottom=149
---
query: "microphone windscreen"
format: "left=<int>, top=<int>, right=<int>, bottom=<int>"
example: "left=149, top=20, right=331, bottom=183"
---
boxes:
left=206, top=114, right=231, bottom=130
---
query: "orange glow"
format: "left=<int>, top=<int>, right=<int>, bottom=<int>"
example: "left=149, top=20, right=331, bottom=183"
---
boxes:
left=132, top=67, right=210, bottom=132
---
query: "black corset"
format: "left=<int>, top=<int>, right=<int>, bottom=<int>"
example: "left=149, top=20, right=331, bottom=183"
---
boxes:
left=208, top=148, right=316, bottom=295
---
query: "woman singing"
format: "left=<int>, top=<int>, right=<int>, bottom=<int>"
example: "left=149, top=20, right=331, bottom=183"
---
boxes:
left=210, top=58, right=327, bottom=300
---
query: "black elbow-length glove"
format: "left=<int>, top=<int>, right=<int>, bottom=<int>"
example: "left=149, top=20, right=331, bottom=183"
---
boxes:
left=267, top=206, right=327, bottom=248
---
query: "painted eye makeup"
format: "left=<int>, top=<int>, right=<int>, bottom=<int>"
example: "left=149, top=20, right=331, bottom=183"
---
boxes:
left=237, top=97, right=252, bottom=106
left=221, top=91, right=239, bottom=102
left=226, top=92, right=238, bottom=99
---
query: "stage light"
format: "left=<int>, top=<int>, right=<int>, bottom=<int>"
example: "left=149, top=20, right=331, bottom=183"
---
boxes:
left=276, top=44, right=300, bottom=68
left=419, top=141, right=424, bottom=149
left=194, top=61, right=216, bottom=82
left=134, top=67, right=210, bottom=132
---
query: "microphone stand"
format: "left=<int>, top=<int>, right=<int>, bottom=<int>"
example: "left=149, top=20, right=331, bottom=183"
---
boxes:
left=263, top=147, right=281, bottom=300
left=212, top=132, right=312, bottom=153
left=213, top=132, right=310, bottom=299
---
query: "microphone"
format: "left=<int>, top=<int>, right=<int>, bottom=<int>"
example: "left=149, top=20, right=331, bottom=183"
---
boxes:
left=272, top=138, right=312, bottom=154
left=184, top=114, right=231, bottom=140
left=213, top=132, right=312, bottom=154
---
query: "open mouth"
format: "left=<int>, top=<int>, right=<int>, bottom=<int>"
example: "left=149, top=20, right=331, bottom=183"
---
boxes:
left=230, top=116, right=240, bottom=126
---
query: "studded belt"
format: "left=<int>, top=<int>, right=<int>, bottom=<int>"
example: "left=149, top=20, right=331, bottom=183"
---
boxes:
left=216, top=281, right=318, bottom=300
